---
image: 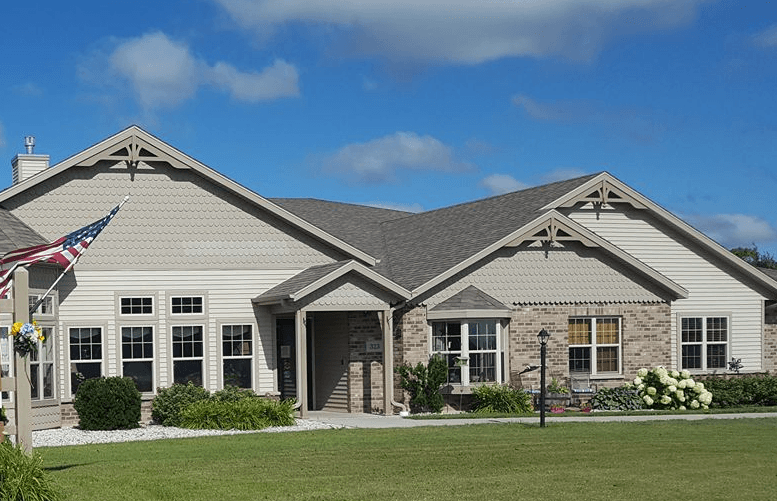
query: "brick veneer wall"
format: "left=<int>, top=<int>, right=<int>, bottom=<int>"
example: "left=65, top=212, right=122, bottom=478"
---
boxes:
left=61, top=399, right=154, bottom=428
left=764, top=321, right=777, bottom=373
left=509, top=303, right=672, bottom=390
left=347, top=312, right=385, bottom=413
left=392, top=306, right=429, bottom=409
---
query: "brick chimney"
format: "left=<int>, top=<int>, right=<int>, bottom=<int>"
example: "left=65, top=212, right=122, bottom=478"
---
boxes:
left=12, top=136, right=49, bottom=184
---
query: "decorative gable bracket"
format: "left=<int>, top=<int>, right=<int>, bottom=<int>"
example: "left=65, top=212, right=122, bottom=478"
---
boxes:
left=77, top=134, right=181, bottom=169
left=557, top=180, right=645, bottom=210
left=506, top=215, right=598, bottom=249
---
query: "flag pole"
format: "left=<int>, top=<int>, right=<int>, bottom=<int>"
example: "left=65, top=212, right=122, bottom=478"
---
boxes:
left=29, top=196, right=129, bottom=316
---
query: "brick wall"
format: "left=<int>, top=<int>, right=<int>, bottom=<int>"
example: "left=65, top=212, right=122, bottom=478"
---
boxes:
left=765, top=321, right=777, bottom=373
left=60, top=399, right=154, bottom=428
left=394, top=302, right=672, bottom=398
left=393, top=306, right=429, bottom=408
left=509, top=303, right=672, bottom=390
left=347, top=312, right=384, bottom=413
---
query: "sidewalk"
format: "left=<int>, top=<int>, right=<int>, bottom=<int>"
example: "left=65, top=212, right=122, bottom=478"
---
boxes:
left=303, top=410, right=776, bottom=429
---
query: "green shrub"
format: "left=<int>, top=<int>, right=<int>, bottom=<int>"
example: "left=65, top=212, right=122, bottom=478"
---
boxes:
left=0, top=441, right=63, bottom=501
left=178, top=398, right=295, bottom=430
left=73, top=377, right=141, bottom=430
left=211, top=385, right=257, bottom=403
left=629, top=367, right=712, bottom=410
left=700, top=375, right=777, bottom=408
left=152, top=382, right=210, bottom=427
left=590, top=386, right=643, bottom=411
left=471, top=384, right=532, bottom=414
left=396, top=355, right=449, bottom=413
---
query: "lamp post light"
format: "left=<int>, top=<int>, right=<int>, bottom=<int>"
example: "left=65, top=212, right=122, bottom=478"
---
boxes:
left=537, top=328, right=551, bottom=428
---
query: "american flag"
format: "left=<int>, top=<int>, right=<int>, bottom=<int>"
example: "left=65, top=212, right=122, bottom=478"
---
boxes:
left=0, top=202, right=123, bottom=298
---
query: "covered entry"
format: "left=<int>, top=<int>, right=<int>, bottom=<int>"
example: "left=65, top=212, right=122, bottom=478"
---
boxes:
left=254, top=261, right=410, bottom=417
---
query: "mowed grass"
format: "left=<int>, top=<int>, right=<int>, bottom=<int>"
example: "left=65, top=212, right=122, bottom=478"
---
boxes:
left=41, top=418, right=777, bottom=501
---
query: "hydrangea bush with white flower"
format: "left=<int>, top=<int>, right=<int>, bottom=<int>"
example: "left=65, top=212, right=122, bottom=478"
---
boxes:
left=626, top=366, right=713, bottom=410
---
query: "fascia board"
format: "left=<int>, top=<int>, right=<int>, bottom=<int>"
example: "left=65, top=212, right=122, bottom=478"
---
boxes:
left=0, top=126, right=378, bottom=266
left=411, top=209, right=687, bottom=300
left=539, top=171, right=611, bottom=211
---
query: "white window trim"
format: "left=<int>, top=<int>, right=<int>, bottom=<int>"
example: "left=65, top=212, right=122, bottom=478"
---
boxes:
left=220, top=323, right=255, bottom=389
left=118, top=295, right=155, bottom=317
left=171, top=324, right=205, bottom=386
left=170, top=295, right=206, bottom=316
left=429, top=319, right=503, bottom=386
left=67, top=325, right=104, bottom=397
left=120, top=325, right=155, bottom=394
left=569, top=316, right=622, bottom=377
left=30, top=324, right=57, bottom=402
left=680, top=314, right=730, bottom=373
left=28, top=291, right=57, bottom=319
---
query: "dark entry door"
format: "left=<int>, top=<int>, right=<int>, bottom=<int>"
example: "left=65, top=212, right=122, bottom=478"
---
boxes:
left=276, top=318, right=296, bottom=401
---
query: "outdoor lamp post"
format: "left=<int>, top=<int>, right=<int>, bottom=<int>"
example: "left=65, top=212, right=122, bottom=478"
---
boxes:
left=537, top=328, right=551, bottom=428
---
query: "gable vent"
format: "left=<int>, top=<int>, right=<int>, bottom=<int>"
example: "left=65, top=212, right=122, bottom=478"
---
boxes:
left=12, top=135, right=49, bottom=185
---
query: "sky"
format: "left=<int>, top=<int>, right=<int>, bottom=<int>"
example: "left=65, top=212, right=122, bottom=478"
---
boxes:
left=1, top=0, right=776, bottom=256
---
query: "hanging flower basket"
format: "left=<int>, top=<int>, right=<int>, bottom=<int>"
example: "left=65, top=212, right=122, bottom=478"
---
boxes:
left=9, top=321, right=45, bottom=358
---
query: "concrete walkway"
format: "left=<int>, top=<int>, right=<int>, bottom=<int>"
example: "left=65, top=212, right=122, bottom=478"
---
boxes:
left=303, top=410, right=776, bottom=429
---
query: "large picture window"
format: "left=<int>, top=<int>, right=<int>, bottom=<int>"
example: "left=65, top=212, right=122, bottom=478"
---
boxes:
left=70, top=327, right=102, bottom=395
left=431, top=319, right=500, bottom=385
left=681, top=316, right=728, bottom=371
left=122, top=326, right=154, bottom=392
left=172, top=325, right=203, bottom=386
left=568, top=317, right=621, bottom=375
left=222, top=324, right=252, bottom=388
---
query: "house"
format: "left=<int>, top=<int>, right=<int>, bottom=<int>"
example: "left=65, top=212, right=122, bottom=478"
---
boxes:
left=1, top=126, right=776, bottom=429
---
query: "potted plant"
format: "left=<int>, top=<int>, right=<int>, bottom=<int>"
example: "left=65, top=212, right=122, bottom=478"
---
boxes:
left=579, top=402, right=592, bottom=413
left=550, top=404, right=565, bottom=414
left=545, top=377, right=571, bottom=410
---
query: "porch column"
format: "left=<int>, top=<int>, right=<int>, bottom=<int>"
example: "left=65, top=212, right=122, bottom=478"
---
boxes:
left=13, top=268, right=32, bottom=452
left=295, top=309, right=308, bottom=418
left=382, top=309, right=393, bottom=416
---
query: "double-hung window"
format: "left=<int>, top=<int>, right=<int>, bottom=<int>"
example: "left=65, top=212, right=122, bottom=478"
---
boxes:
left=681, top=316, right=728, bottom=371
left=172, top=325, right=203, bottom=386
left=122, top=326, right=154, bottom=392
left=30, top=326, right=55, bottom=401
left=568, top=317, right=621, bottom=375
left=69, top=327, right=102, bottom=395
left=222, top=324, right=252, bottom=388
left=431, top=319, right=500, bottom=385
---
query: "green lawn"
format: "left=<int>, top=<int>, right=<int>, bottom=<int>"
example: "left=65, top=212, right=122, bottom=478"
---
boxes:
left=41, top=418, right=777, bottom=500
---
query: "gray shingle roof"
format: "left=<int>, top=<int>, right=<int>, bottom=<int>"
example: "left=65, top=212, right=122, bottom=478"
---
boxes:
left=269, top=198, right=411, bottom=263
left=430, top=285, right=508, bottom=311
left=0, top=208, right=47, bottom=255
left=378, top=173, right=602, bottom=289
left=254, top=261, right=352, bottom=302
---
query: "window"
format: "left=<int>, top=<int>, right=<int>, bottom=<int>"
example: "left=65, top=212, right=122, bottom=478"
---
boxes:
left=122, top=326, right=154, bottom=392
left=568, top=317, right=621, bottom=375
left=120, top=297, right=153, bottom=315
left=30, top=326, right=55, bottom=400
left=172, top=325, right=203, bottom=386
left=681, top=316, right=728, bottom=371
left=29, top=295, right=54, bottom=316
left=172, top=297, right=203, bottom=315
left=431, top=319, right=500, bottom=385
left=222, top=324, right=252, bottom=388
left=69, top=327, right=102, bottom=394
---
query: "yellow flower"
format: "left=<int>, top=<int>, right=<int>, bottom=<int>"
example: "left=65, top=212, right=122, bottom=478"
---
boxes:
left=39, top=335, right=46, bottom=342
left=10, top=322, right=23, bottom=335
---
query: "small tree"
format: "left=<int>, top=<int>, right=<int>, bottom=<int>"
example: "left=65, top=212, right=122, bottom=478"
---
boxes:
left=395, top=355, right=448, bottom=413
left=731, top=245, right=777, bottom=269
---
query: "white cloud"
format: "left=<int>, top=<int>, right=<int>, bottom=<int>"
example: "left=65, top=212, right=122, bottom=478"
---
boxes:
left=106, top=32, right=299, bottom=109
left=753, top=23, right=777, bottom=48
left=212, top=0, right=707, bottom=64
left=320, top=131, right=473, bottom=183
left=480, top=174, right=530, bottom=196
left=685, top=213, right=777, bottom=250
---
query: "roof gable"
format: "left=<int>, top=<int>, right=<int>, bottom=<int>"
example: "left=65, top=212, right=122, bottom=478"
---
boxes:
left=0, top=208, right=47, bottom=255
left=0, top=126, right=377, bottom=266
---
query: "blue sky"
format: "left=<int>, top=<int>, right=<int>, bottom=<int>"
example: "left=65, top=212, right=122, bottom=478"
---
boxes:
left=1, top=0, right=776, bottom=255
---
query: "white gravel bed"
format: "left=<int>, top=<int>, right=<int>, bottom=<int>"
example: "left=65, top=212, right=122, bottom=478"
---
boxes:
left=32, top=419, right=343, bottom=448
